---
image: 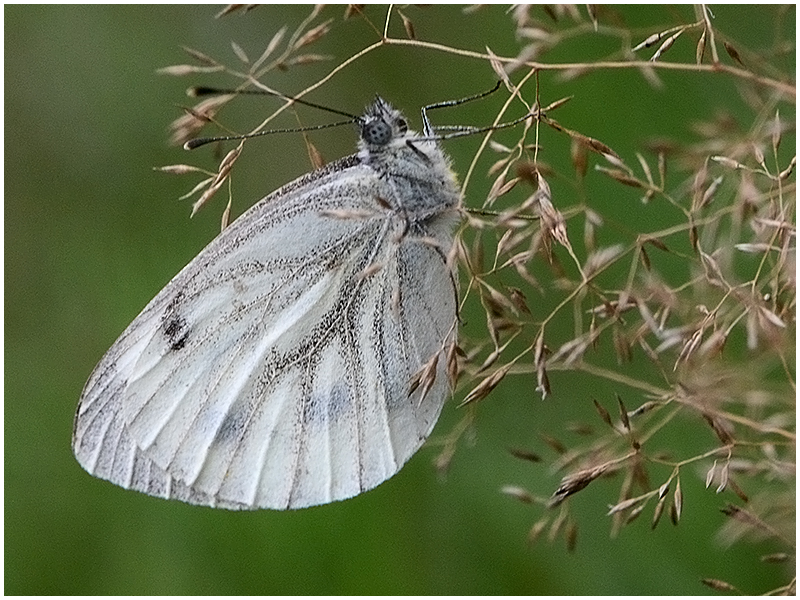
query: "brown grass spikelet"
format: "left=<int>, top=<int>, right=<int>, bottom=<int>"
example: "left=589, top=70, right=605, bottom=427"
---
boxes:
left=592, top=399, right=614, bottom=430
left=673, top=478, right=683, bottom=520
left=155, top=164, right=212, bottom=176
left=583, top=244, right=623, bottom=280
left=500, top=485, right=535, bottom=504
left=292, top=19, right=332, bottom=50
left=668, top=499, right=680, bottom=526
left=695, top=28, right=707, bottom=64
left=408, top=352, right=440, bottom=403
left=760, top=553, right=790, bottom=564
left=397, top=10, right=416, bottom=40
left=701, top=413, right=735, bottom=446
left=570, top=137, right=588, bottom=179
left=157, top=64, right=226, bottom=77
left=650, top=29, right=684, bottom=62
left=445, top=341, right=462, bottom=388
left=701, top=578, right=740, bottom=593
left=625, top=502, right=647, bottom=525
left=595, top=166, right=645, bottom=189
left=169, top=95, right=234, bottom=146
left=722, top=41, right=745, bottom=67
left=253, top=26, right=287, bottom=68
left=459, top=364, right=511, bottom=407
left=651, top=494, right=669, bottom=529
left=550, top=462, right=612, bottom=507
left=215, top=5, right=259, bottom=18
left=343, top=5, right=364, bottom=20
left=616, top=395, right=630, bottom=432
left=180, top=45, right=222, bottom=67
left=719, top=504, right=783, bottom=541
left=565, top=520, right=578, bottom=552
left=548, top=505, right=569, bottom=542
left=527, top=518, right=549, bottom=546
left=539, top=433, right=566, bottom=456
left=190, top=141, right=243, bottom=216
left=507, top=287, right=532, bottom=315
left=509, top=447, right=542, bottom=463
left=607, top=493, right=645, bottom=517
left=533, top=175, right=570, bottom=251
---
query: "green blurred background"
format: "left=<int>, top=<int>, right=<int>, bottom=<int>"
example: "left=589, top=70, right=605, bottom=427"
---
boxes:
left=6, top=5, right=794, bottom=594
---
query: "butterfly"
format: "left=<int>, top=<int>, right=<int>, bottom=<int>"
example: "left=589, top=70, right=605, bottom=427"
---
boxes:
left=72, top=96, right=461, bottom=509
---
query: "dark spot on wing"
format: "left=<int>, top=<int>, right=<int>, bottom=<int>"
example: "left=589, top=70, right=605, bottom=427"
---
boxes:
left=214, top=406, right=249, bottom=445
left=162, top=315, right=189, bottom=350
left=303, top=383, right=354, bottom=426
left=161, top=292, right=190, bottom=351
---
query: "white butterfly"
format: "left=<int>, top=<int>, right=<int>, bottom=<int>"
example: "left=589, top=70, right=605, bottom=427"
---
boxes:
left=72, top=97, right=461, bottom=509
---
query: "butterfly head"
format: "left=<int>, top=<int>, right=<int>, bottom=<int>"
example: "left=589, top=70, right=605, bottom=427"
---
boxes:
left=357, top=97, right=412, bottom=150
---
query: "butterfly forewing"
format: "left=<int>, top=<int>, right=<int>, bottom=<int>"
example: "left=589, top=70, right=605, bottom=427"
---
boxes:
left=73, top=98, right=460, bottom=509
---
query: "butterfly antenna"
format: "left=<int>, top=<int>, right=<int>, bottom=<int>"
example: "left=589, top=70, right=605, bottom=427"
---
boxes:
left=189, top=86, right=359, bottom=120
left=185, top=120, right=354, bottom=150
left=185, top=86, right=359, bottom=150
left=420, top=81, right=502, bottom=136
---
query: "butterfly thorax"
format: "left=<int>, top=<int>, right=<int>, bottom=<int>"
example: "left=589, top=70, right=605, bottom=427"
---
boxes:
left=356, top=97, right=460, bottom=218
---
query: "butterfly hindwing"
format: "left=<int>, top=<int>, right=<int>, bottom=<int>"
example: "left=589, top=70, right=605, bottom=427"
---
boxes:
left=73, top=148, right=458, bottom=509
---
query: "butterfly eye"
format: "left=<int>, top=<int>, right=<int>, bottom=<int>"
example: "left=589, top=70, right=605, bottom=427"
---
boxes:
left=362, top=118, right=392, bottom=146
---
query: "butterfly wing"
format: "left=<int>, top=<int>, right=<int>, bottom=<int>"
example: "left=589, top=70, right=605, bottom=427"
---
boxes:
left=73, top=156, right=458, bottom=509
